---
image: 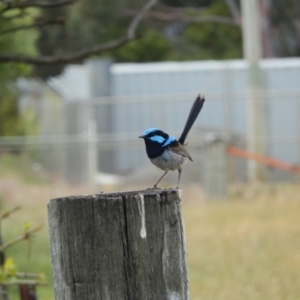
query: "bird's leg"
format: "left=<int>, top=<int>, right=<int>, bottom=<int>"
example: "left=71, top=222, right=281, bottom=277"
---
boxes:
left=176, top=169, right=182, bottom=189
left=154, top=171, right=168, bottom=188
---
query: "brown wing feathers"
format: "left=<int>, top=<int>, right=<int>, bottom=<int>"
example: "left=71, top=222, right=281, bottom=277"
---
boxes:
left=169, top=142, right=193, bottom=161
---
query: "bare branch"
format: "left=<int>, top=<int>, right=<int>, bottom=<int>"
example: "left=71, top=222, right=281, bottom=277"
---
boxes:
left=159, top=4, right=206, bottom=14
left=0, top=224, right=42, bottom=252
left=260, top=0, right=276, bottom=57
left=0, top=206, right=21, bottom=221
left=0, top=0, right=158, bottom=65
left=0, top=17, right=64, bottom=35
left=224, top=0, right=241, bottom=25
left=17, top=273, right=44, bottom=279
left=294, top=19, right=300, bottom=44
left=0, top=36, right=132, bottom=65
left=2, top=280, right=47, bottom=286
left=128, top=0, right=158, bottom=38
left=0, top=0, right=74, bottom=14
left=180, top=14, right=237, bottom=25
left=125, top=9, right=237, bottom=26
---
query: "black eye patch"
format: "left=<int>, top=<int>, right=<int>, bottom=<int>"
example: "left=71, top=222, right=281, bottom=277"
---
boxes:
left=147, top=130, right=169, bottom=139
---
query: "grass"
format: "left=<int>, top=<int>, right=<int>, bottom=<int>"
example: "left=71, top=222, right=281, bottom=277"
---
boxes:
left=0, top=154, right=300, bottom=299
left=0, top=153, right=50, bottom=185
left=0, top=154, right=88, bottom=299
left=185, top=184, right=300, bottom=300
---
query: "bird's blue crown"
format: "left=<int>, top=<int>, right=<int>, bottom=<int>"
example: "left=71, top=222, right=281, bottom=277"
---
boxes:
left=143, top=128, right=176, bottom=146
left=143, top=128, right=159, bottom=136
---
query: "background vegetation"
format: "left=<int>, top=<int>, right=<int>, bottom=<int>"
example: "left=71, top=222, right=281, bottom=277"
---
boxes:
left=0, top=9, right=37, bottom=136
left=1, top=0, right=300, bottom=135
left=1, top=154, right=300, bottom=299
left=1, top=1, right=300, bottom=298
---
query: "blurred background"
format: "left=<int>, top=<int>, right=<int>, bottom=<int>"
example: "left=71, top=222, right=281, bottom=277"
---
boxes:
left=0, top=0, right=300, bottom=299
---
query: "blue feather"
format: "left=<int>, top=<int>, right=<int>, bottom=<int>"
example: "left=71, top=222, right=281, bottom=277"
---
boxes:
left=162, top=136, right=176, bottom=146
left=143, top=128, right=159, bottom=136
left=149, top=135, right=165, bottom=144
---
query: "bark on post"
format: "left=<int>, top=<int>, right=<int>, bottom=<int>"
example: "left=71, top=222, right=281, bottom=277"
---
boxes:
left=47, top=189, right=189, bottom=300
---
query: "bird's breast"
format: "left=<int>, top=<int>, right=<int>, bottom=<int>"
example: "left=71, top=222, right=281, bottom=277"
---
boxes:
left=150, top=148, right=187, bottom=171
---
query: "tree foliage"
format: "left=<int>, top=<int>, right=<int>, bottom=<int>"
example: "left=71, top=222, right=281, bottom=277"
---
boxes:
left=0, top=12, right=37, bottom=136
left=0, top=206, right=45, bottom=298
left=112, top=30, right=172, bottom=62
left=0, top=0, right=299, bottom=70
left=171, top=1, right=242, bottom=60
left=0, top=0, right=300, bottom=136
left=33, top=0, right=243, bottom=77
left=268, top=0, right=300, bottom=57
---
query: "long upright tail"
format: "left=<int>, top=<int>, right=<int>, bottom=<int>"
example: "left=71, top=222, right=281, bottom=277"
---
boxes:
left=178, top=94, right=205, bottom=145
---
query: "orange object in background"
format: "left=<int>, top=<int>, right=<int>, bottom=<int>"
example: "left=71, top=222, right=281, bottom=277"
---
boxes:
left=227, top=146, right=300, bottom=175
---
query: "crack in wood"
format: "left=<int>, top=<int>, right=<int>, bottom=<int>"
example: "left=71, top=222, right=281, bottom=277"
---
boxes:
left=48, top=189, right=189, bottom=300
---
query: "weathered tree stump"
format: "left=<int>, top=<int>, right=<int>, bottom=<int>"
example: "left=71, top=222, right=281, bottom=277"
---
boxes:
left=48, top=189, right=190, bottom=300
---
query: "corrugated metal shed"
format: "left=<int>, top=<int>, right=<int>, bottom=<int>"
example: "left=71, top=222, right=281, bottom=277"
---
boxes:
left=43, top=58, right=300, bottom=176
left=108, top=59, right=300, bottom=173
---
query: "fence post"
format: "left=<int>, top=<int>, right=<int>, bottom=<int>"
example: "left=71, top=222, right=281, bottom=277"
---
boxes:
left=19, top=285, right=37, bottom=300
left=203, top=134, right=228, bottom=199
left=47, top=189, right=190, bottom=300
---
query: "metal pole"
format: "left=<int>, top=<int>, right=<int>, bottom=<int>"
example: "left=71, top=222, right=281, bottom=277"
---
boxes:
left=240, top=0, right=266, bottom=182
left=88, top=58, right=114, bottom=176
left=87, top=108, right=98, bottom=193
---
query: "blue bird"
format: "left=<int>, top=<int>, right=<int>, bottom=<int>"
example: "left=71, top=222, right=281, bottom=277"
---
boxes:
left=139, top=95, right=205, bottom=188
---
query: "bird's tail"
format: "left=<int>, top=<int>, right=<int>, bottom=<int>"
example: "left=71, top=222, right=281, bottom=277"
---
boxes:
left=178, top=95, right=205, bottom=145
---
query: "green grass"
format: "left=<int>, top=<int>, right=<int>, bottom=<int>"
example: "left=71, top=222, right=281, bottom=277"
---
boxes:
left=1, top=154, right=300, bottom=299
left=2, top=199, right=54, bottom=299
left=0, top=153, right=50, bottom=184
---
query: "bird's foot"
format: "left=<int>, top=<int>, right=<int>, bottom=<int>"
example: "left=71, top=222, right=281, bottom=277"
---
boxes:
left=153, top=185, right=164, bottom=190
left=146, top=185, right=159, bottom=190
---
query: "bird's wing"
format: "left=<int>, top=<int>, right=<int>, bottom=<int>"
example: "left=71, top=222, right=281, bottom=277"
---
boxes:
left=169, top=143, right=193, bottom=161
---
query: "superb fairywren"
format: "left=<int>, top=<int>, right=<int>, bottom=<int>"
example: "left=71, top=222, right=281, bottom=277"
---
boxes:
left=139, top=95, right=205, bottom=188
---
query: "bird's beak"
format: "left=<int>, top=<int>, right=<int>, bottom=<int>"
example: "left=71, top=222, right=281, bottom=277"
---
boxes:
left=138, top=135, right=145, bottom=139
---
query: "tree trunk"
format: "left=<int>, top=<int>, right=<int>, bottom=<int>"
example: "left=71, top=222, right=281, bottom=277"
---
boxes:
left=48, top=189, right=190, bottom=300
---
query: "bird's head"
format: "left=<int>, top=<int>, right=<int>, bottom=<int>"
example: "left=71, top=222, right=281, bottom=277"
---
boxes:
left=139, top=128, right=176, bottom=147
left=139, top=128, right=177, bottom=158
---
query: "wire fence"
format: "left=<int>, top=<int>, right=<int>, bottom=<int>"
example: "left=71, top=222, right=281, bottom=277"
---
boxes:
left=4, top=59, right=300, bottom=194
left=1, top=89, right=300, bottom=192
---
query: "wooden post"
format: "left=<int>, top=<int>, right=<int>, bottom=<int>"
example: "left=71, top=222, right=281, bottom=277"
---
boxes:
left=19, top=285, right=37, bottom=300
left=203, top=135, right=228, bottom=199
left=241, top=0, right=266, bottom=182
left=48, top=189, right=189, bottom=300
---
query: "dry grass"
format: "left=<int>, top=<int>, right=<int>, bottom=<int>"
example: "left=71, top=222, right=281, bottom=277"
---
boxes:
left=184, top=184, right=300, bottom=300
left=1, top=155, right=300, bottom=299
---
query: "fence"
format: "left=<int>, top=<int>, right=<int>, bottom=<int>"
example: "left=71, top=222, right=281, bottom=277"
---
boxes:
left=2, top=58, right=300, bottom=194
